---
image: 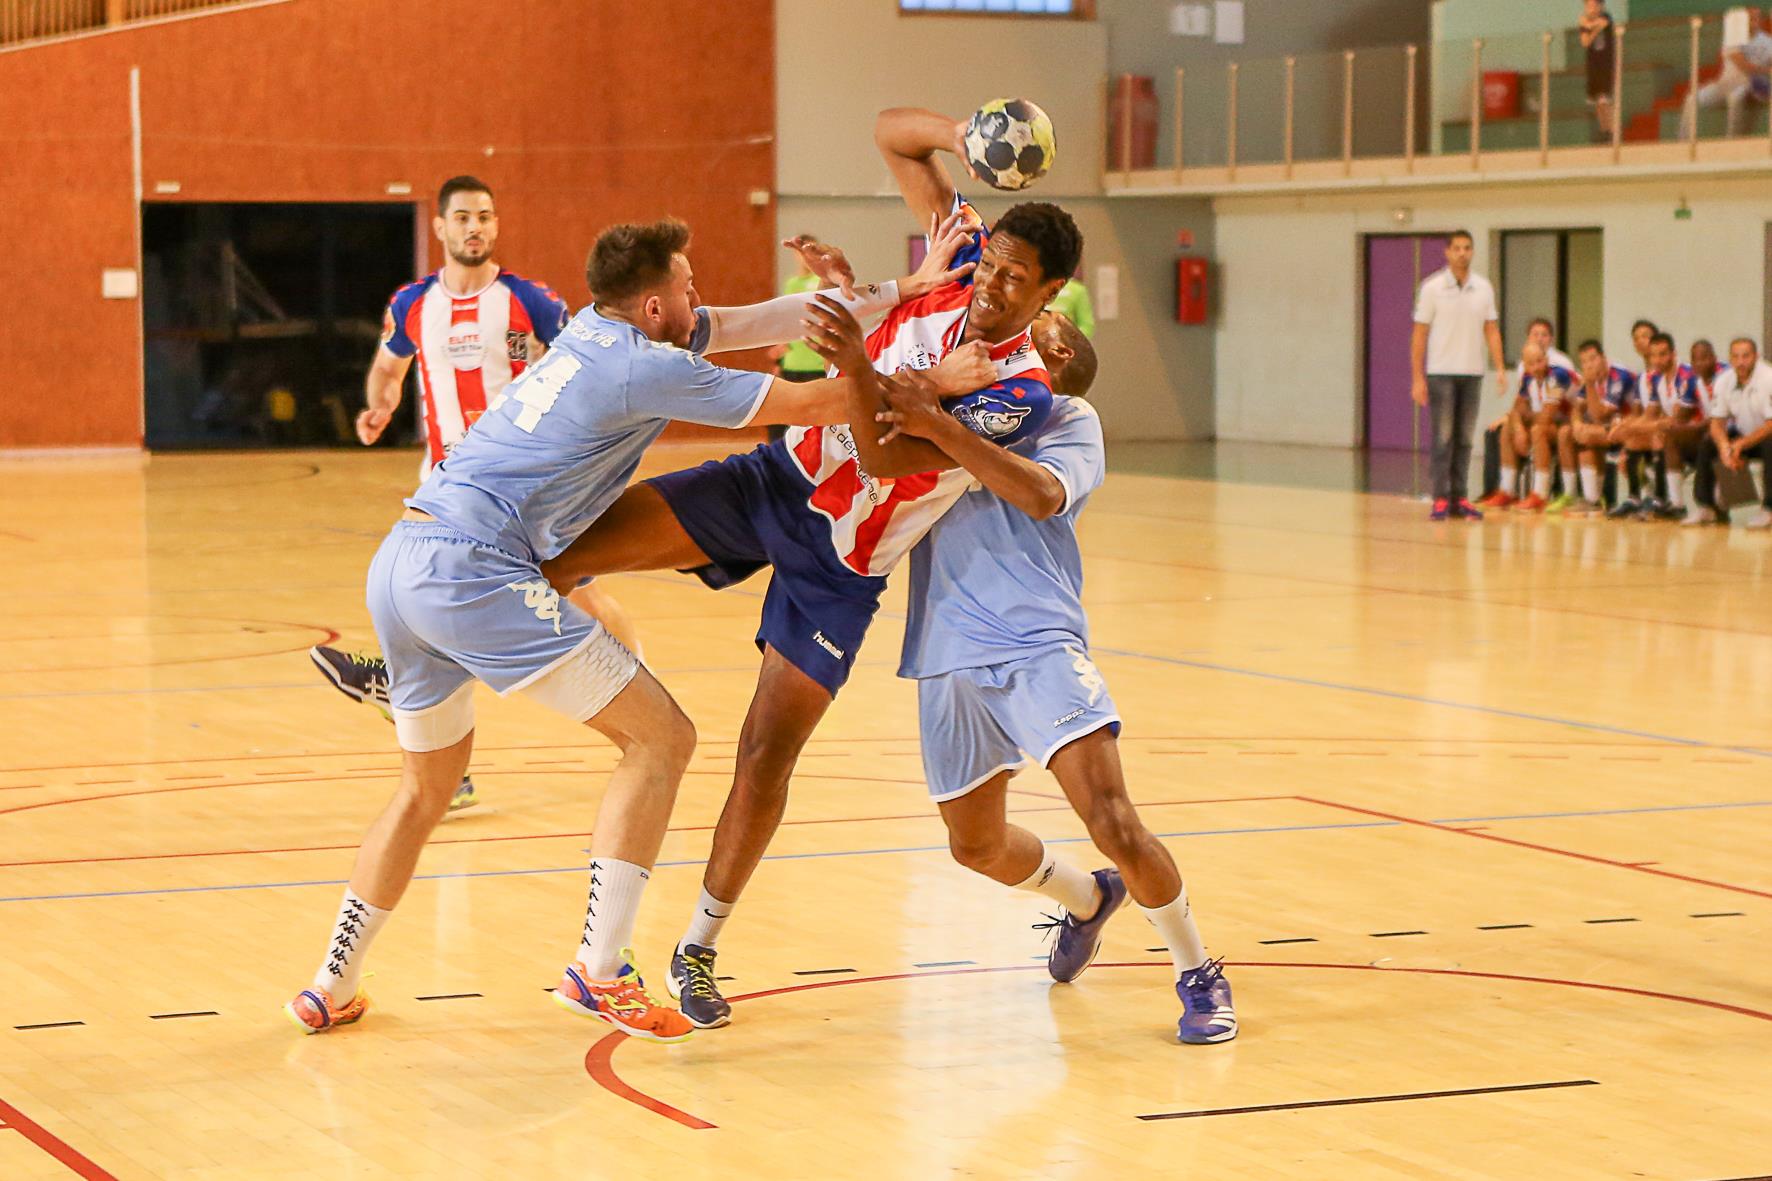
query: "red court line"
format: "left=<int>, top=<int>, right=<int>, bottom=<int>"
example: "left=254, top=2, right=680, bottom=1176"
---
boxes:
left=0, top=795, right=1288, bottom=869
left=1296, top=796, right=1772, bottom=900
left=0, top=1095, right=119, bottom=1181
left=584, top=959, right=1772, bottom=1130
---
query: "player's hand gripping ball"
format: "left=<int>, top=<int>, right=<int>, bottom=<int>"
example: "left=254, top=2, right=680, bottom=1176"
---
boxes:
left=962, top=98, right=1056, bottom=191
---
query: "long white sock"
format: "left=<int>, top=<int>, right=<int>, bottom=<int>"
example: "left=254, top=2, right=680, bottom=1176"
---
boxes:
left=1500, top=465, right=1517, bottom=494
left=1667, top=470, right=1686, bottom=508
left=1011, top=846, right=1101, bottom=918
left=1560, top=468, right=1578, bottom=499
left=680, top=884, right=735, bottom=951
left=1533, top=469, right=1552, bottom=498
left=576, top=857, right=650, bottom=979
left=312, top=889, right=391, bottom=1000
left=1580, top=465, right=1601, bottom=503
left=1140, top=888, right=1210, bottom=981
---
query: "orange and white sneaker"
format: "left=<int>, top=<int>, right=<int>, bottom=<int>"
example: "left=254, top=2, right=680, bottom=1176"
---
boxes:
left=1513, top=493, right=1549, bottom=513
left=284, top=985, right=369, bottom=1034
left=552, top=949, right=694, bottom=1044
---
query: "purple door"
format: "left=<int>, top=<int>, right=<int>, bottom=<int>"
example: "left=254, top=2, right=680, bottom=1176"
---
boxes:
left=1365, top=235, right=1448, bottom=450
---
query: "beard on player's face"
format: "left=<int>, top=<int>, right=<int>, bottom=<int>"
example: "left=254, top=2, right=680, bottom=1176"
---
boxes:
left=447, top=235, right=493, bottom=267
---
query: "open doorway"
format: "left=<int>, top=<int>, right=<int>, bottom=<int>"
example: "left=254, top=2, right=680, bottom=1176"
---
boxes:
left=1498, top=228, right=1603, bottom=362
left=142, top=203, right=418, bottom=450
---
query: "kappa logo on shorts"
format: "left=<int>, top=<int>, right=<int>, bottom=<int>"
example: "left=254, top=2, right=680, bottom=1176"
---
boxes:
left=1053, top=707, right=1086, bottom=728
left=508, top=578, right=563, bottom=635
left=812, top=630, right=846, bottom=660
left=1066, top=645, right=1104, bottom=706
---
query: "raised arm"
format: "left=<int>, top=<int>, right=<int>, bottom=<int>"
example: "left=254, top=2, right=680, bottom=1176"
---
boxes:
left=876, top=107, right=972, bottom=231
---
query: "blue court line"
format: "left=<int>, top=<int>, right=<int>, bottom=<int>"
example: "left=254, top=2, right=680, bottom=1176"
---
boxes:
left=1090, top=646, right=1772, bottom=761
left=5, top=798, right=1768, bottom=905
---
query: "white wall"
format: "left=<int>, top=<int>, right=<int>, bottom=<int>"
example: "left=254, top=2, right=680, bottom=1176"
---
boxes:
left=1212, top=174, right=1769, bottom=446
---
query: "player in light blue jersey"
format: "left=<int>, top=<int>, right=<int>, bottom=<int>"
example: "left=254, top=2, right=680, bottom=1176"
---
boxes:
left=881, top=311, right=1237, bottom=1045
left=284, top=218, right=943, bottom=1044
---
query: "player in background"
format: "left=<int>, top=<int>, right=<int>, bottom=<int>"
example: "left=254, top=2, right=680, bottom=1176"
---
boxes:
left=1484, top=342, right=1574, bottom=512
left=1560, top=339, right=1636, bottom=515
left=283, top=217, right=935, bottom=1042
left=1690, top=336, right=1772, bottom=528
left=1614, top=332, right=1699, bottom=520
left=1480, top=317, right=1571, bottom=505
left=311, top=175, right=639, bottom=812
left=872, top=308, right=1235, bottom=1043
left=538, top=108, right=1080, bottom=1030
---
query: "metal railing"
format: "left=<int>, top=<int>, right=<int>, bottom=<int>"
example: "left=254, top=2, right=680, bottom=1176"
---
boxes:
left=1, top=0, right=256, bottom=47
left=1109, top=12, right=1772, bottom=186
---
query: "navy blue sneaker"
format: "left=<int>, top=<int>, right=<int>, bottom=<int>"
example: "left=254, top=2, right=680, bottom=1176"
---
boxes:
left=666, top=942, right=732, bottom=1029
left=1176, top=957, right=1238, bottom=1044
left=1038, top=868, right=1128, bottom=983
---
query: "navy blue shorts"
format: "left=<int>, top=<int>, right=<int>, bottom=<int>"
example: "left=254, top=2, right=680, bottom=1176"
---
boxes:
left=646, top=440, right=887, bottom=697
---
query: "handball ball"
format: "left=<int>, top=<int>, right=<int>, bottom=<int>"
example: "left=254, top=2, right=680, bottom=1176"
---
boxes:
left=963, top=98, right=1056, bottom=192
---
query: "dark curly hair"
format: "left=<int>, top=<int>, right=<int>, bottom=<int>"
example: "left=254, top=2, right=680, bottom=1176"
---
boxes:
left=586, top=218, right=691, bottom=304
left=992, top=202, right=1082, bottom=287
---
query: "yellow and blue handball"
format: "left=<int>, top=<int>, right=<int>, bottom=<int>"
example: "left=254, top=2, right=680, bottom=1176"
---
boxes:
left=963, top=98, right=1056, bottom=192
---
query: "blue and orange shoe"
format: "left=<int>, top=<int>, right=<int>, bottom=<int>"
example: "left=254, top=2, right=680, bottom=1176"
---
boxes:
left=1429, top=498, right=1450, bottom=521
left=1038, top=868, right=1129, bottom=983
left=284, top=985, right=369, bottom=1034
left=553, top=949, right=694, bottom=1044
left=1176, top=958, right=1238, bottom=1044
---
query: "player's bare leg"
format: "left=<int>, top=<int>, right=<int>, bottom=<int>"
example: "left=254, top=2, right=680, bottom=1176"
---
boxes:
left=666, top=645, right=833, bottom=1028
left=568, top=581, right=644, bottom=659
left=1521, top=415, right=1557, bottom=510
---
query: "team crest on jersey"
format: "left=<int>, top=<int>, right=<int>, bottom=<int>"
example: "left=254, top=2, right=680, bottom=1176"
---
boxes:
left=446, top=321, right=484, bottom=371
left=505, top=330, right=529, bottom=363
left=508, top=578, right=562, bottom=635
left=950, top=395, right=1032, bottom=439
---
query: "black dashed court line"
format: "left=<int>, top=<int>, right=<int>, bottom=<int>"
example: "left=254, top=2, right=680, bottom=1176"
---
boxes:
left=1477, top=923, right=1533, bottom=930
left=1692, top=911, right=1745, bottom=918
left=1584, top=917, right=1639, bottom=924
left=1137, top=1079, right=1598, bottom=1121
left=1370, top=930, right=1427, bottom=938
left=14, top=1021, right=84, bottom=1030
left=415, top=993, right=482, bottom=1001
left=149, top=1011, right=218, bottom=1020
left=791, top=968, right=857, bottom=977
left=1258, top=937, right=1317, bottom=945
left=715, top=976, right=737, bottom=982
left=913, top=960, right=975, bottom=968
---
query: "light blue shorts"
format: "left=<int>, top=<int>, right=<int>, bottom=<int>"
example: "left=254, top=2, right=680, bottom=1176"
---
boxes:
left=915, top=644, right=1122, bottom=802
left=366, top=522, right=638, bottom=751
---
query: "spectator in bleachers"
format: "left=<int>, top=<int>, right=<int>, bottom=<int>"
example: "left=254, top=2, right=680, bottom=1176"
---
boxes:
left=1561, top=339, right=1635, bottom=515
left=1682, top=6, right=1772, bottom=138
left=1580, top=0, right=1619, bottom=140
left=1690, top=336, right=1772, bottom=527
left=1614, top=332, right=1698, bottom=519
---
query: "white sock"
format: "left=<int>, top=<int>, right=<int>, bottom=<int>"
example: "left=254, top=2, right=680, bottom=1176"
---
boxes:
left=312, top=889, right=391, bottom=1000
left=1580, top=465, right=1601, bottom=503
left=1533, top=469, right=1552, bottom=498
left=1560, top=468, right=1578, bottom=499
left=1500, top=465, right=1517, bottom=494
left=1140, top=888, right=1210, bottom=981
left=1667, top=471, right=1686, bottom=508
left=680, top=884, right=735, bottom=951
left=576, top=857, right=650, bottom=980
left=1011, top=846, right=1101, bottom=918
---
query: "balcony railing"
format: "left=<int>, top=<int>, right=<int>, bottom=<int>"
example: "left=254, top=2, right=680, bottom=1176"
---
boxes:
left=1, top=0, right=265, bottom=48
left=1105, top=14, right=1772, bottom=191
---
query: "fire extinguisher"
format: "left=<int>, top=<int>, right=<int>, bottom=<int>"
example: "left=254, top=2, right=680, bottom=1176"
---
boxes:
left=1177, top=257, right=1210, bottom=325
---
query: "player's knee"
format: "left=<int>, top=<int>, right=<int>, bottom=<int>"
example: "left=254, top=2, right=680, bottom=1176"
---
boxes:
left=947, top=827, right=1006, bottom=873
left=652, top=706, right=697, bottom=776
left=733, top=733, right=806, bottom=796
left=1080, top=796, right=1146, bottom=862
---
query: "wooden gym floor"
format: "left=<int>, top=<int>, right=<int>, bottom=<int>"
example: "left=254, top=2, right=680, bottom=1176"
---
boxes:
left=1, top=445, right=1767, bottom=1181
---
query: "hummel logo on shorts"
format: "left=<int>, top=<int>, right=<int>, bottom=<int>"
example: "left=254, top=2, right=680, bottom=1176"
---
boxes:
left=812, top=630, right=845, bottom=659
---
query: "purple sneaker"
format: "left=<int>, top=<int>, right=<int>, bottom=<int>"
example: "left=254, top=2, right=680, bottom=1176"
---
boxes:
left=1176, top=957, right=1238, bottom=1044
left=1451, top=498, right=1485, bottom=521
left=1038, top=868, right=1128, bottom=983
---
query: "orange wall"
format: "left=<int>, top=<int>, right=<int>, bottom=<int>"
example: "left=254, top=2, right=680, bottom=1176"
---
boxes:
left=0, top=0, right=776, bottom=447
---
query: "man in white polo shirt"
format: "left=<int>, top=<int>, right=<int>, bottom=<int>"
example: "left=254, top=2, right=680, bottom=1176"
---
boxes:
left=1688, top=336, right=1772, bottom=527
left=1682, top=6, right=1772, bottom=137
left=1411, top=231, right=1507, bottom=521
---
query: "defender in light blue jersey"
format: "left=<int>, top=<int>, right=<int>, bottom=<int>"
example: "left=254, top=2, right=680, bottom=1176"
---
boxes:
left=884, top=311, right=1237, bottom=1045
left=285, top=218, right=920, bottom=1044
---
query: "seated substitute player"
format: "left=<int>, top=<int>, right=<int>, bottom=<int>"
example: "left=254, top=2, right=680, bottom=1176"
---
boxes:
left=1559, top=339, right=1636, bottom=516
left=282, top=218, right=933, bottom=1043
left=1690, top=336, right=1772, bottom=528
left=539, top=107, right=1081, bottom=1030
left=869, top=310, right=1235, bottom=1044
left=1483, top=342, right=1574, bottom=512
left=1479, top=317, right=1573, bottom=504
left=1613, top=332, right=1699, bottom=520
left=310, top=174, right=639, bottom=814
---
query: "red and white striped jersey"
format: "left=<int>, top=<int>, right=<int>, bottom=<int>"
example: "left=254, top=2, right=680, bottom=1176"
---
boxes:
left=382, top=268, right=568, bottom=473
left=781, top=282, right=1053, bottom=578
